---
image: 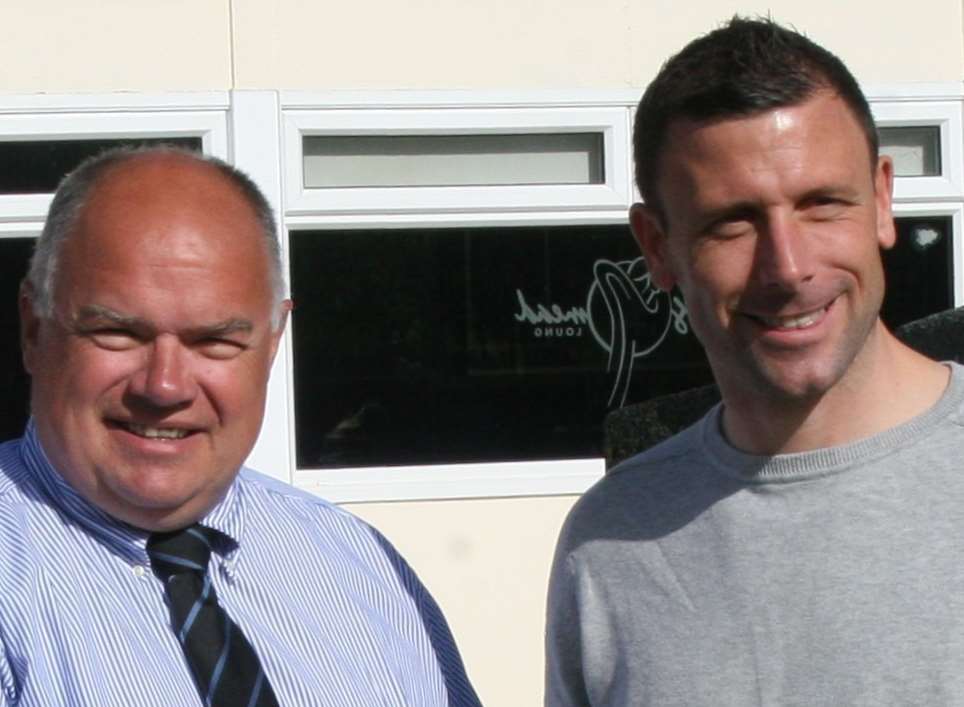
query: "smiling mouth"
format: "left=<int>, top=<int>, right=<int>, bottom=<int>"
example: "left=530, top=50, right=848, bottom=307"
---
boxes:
left=751, top=302, right=833, bottom=331
left=118, top=422, right=192, bottom=440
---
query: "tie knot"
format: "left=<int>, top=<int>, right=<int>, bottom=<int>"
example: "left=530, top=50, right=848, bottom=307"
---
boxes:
left=147, top=524, right=219, bottom=580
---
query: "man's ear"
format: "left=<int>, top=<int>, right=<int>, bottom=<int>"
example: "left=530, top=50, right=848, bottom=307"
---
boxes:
left=19, top=280, right=40, bottom=376
left=629, top=203, right=677, bottom=292
left=874, top=155, right=897, bottom=251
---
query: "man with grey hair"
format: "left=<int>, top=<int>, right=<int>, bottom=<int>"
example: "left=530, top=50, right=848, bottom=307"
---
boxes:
left=0, top=147, right=480, bottom=706
left=547, top=17, right=963, bottom=707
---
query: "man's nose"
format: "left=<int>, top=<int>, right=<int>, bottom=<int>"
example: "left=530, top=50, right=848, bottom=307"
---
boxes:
left=130, top=335, right=197, bottom=408
left=754, top=213, right=815, bottom=290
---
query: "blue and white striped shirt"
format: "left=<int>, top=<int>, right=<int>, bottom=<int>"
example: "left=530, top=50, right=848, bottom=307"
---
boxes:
left=0, top=421, right=481, bottom=706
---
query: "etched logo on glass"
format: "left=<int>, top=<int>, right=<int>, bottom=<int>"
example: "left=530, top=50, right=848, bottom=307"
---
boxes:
left=515, top=256, right=689, bottom=407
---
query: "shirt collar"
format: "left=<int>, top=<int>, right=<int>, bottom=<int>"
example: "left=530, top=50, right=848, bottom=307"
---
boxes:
left=21, top=417, right=246, bottom=572
left=198, top=476, right=244, bottom=579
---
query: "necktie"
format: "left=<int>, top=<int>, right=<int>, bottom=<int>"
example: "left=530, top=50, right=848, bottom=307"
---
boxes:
left=147, top=524, right=280, bottom=707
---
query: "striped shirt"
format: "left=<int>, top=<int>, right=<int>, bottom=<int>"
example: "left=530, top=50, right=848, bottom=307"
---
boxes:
left=0, top=421, right=481, bottom=706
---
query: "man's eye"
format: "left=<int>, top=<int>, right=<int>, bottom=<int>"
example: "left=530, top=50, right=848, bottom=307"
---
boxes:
left=707, top=218, right=752, bottom=239
left=805, top=198, right=849, bottom=220
left=197, top=339, right=246, bottom=360
left=89, top=329, right=140, bottom=350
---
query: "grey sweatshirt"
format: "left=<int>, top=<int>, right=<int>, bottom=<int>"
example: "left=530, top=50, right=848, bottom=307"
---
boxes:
left=547, top=363, right=964, bottom=706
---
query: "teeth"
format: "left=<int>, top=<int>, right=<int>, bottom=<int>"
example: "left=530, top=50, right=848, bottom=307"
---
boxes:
left=125, top=423, right=188, bottom=440
left=761, top=311, right=819, bottom=329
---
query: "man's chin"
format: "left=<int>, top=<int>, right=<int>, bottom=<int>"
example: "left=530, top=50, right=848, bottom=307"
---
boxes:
left=105, top=495, right=217, bottom=532
left=732, top=357, right=847, bottom=407
left=94, top=472, right=227, bottom=530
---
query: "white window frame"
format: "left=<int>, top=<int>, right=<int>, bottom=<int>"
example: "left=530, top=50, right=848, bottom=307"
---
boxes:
left=269, top=86, right=964, bottom=503
left=0, top=93, right=229, bottom=226
left=871, top=98, right=964, bottom=202
left=273, top=90, right=641, bottom=501
left=283, top=107, right=632, bottom=216
left=1, top=86, right=960, bottom=504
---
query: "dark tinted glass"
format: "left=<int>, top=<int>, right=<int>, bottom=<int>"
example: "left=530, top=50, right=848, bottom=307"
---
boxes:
left=881, top=216, right=953, bottom=328
left=0, top=238, right=34, bottom=442
left=290, top=225, right=713, bottom=468
left=0, top=215, right=956, bottom=461
left=0, top=137, right=202, bottom=194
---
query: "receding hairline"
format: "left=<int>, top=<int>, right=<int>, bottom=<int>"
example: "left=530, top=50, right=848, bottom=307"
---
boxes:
left=69, top=152, right=276, bottom=282
left=28, top=146, right=288, bottom=329
left=80, top=150, right=261, bottom=215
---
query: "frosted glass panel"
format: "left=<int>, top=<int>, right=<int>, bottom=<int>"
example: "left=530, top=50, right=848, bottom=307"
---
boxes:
left=303, top=133, right=604, bottom=188
left=879, top=126, right=941, bottom=177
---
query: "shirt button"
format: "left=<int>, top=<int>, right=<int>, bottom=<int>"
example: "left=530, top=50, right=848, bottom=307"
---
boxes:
left=133, top=565, right=146, bottom=578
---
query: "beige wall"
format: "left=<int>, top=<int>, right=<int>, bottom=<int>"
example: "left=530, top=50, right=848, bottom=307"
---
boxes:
left=231, top=0, right=964, bottom=89
left=2, top=1, right=960, bottom=92
left=0, top=0, right=232, bottom=91
left=345, top=495, right=577, bottom=707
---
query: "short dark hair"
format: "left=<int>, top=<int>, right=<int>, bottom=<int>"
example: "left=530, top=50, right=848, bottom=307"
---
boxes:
left=634, top=16, right=878, bottom=224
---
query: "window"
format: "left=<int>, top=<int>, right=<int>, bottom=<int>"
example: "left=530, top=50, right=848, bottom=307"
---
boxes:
left=870, top=95, right=964, bottom=201
left=0, top=88, right=960, bottom=502
left=0, top=236, right=34, bottom=443
left=282, top=101, right=632, bottom=215
left=883, top=215, right=954, bottom=327
left=879, top=126, right=941, bottom=177
left=0, top=137, right=201, bottom=194
left=302, top=132, right=604, bottom=188
left=277, top=88, right=964, bottom=501
left=289, top=224, right=710, bottom=470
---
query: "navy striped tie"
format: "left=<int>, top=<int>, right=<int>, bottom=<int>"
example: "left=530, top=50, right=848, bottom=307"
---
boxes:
left=147, top=525, right=280, bottom=707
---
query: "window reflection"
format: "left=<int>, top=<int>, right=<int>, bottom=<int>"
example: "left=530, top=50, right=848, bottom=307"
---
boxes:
left=290, top=225, right=712, bottom=468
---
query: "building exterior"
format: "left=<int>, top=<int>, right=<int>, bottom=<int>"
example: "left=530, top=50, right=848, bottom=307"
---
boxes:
left=3, top=2, right=964, bottom=703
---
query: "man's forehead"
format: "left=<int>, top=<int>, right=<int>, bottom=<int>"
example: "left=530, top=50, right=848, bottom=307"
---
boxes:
left=90, top=151, right=232, bottom=192
left=85, top=155, right=247, bottom=218
left=70, top=157, right=264, bottom=257
left=659, top=93, right=870, bottom=170
left=54, top=155, right=275, bottom=316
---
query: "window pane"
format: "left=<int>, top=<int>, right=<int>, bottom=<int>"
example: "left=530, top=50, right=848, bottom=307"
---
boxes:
left=879, top=126, right=941, bottom=177
left=290, top=225, right=712, bottom=469
left=0, top=238, right=35, bottom=442
left=302, top=133, right=604, bottom=188
left=881, top=215, right=953, bottom=328
left=0, top=137, right=203, bottom=194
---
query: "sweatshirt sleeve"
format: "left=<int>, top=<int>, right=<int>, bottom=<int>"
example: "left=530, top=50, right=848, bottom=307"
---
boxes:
left=545, top=536, right=591, bottom=707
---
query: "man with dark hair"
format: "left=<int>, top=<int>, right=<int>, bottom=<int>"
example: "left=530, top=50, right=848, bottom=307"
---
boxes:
left=0, top=147, right=480, bottom=706
left=547, top=17, right=961, bottom=706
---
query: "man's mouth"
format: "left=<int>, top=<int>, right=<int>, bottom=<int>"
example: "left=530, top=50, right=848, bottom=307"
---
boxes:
left=751, top=302, right=833, bottom=331
left=120, top=422, right=191, bottom=440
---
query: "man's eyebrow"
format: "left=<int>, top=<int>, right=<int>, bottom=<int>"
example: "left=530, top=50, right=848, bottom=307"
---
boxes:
left=192, top=319, right=255, bottom=337
left=797, top=184, right=862, bottom=202
left=73, top=305, right=147, bottom=329
left=71, top=306, right=254, bottom=337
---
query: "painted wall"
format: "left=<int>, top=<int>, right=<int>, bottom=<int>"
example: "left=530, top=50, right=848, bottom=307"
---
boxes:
left=2, top=1, right=961, bottom=92
left=347, top=496, right=575, bottom=706
left=231, top=0, right=964, bottom=89
left=1, top=0, right=232, bottom=90
left=3, top=1, right=964, bottom=705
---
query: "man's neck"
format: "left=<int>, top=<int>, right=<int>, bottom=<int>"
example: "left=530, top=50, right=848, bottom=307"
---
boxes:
left=719, top=323, right=950, bottom=455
